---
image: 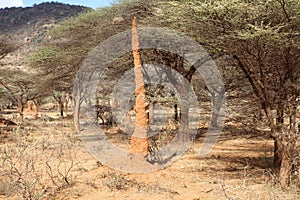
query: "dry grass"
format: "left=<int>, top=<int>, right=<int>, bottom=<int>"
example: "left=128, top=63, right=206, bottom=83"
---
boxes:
left=0, top=113, right=299, bottom=200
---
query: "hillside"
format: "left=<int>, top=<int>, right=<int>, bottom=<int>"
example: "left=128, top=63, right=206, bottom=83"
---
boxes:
left=0, top=2, right=90, bottom=69
left=0, top=2, right=89, bottom=34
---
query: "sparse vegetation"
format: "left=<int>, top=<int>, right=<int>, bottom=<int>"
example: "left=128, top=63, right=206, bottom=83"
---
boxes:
left=0, top=119, right=79, bottom=199
left=0, top=0, right=299, bottom=199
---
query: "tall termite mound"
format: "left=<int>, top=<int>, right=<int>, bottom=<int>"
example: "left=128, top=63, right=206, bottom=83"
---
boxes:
left=130, top=16, right=149, bottom=155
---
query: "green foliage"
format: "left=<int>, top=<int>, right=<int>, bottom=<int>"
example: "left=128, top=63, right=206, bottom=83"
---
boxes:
left=28, top=0, right=299, bottom=99
left=28, top=46, right=64, bottom=68
left=0, top=68, right=38, bottom=105
left=27, top=0, right=154, bottom=96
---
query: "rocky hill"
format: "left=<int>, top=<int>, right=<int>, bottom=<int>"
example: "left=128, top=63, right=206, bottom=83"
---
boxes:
left=0, top=2, right=90, bottom=69
left=0, top=2, right=89, bottom=34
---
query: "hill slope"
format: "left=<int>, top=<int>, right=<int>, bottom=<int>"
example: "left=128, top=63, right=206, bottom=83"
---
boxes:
left=0, top=2, right=89, bottom=34
left=0, top=2, right=90, bottom=69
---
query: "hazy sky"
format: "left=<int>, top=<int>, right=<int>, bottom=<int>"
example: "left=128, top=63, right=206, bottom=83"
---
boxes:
left=0, top=0, right=113, bottom=9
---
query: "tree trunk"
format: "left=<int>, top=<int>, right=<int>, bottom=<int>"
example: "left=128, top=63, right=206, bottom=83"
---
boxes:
left=276, top=109, right=284, bottom=125
left=69, top=94, right=73, bottom=111
left=19, top=104, right=24, bottom=120
left=65, top=99, right=68, bottom=112
left=265, top=104, right=299, bottom=187
left=273, top=138, right=282, bottom=168
left=273, top=132, right=298, bottom=187
left=273, top=107, right=286, bottom=168
left=278, top=135, right=297, bottom=187
left=211, top=90, right=224, bottom=129
left=130, top=16, right=149, bottom=155
left=164, top=60, right=190, bottom=143
left=265, top=106, right=282, bottom=167
left=74, top=90, right=81, bottom=133
left=178, top=98, right=189, bottom=143
left=18, top=95, right=24, bottom=120
left=279, top=143, right=291, bottom=187
left=58, top=98, right=64, bottom=118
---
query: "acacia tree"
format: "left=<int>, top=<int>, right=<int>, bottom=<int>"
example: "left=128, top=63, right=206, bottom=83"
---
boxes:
left=0, top=37, right=15, bottom=112
left=27, top=45, right=78, bottom=117
left=0, top=36, right=18, bottom=60
left=53, top=91, right=67, bottom=117
left=28, top=1, right=156, bottom=131
left=193, top=0, right=300, bottom=186
left=0, top=69, right=38, bottom=119
left=27, top=2, right=152, bottom=120
left=143, top=0, right=299, bottom=185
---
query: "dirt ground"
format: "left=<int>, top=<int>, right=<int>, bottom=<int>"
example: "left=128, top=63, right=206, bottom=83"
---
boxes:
left=0, top=109, right=299, bottom=200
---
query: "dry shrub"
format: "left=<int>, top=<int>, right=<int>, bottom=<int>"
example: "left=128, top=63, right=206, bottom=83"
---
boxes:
left=0, top=126, right=79, bottom=200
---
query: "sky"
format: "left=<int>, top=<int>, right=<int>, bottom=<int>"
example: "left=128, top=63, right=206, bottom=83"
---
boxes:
left=0, top=0, right=113, bottom=9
